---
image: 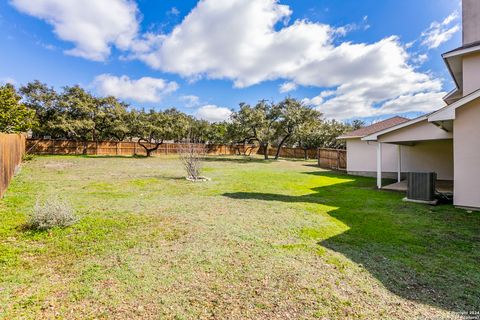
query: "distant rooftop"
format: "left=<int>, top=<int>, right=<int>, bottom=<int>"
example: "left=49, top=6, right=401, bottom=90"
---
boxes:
left=337, top=116, right=409, bottom=139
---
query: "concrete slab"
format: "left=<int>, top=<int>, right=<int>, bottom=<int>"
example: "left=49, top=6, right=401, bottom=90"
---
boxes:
left=382, top=180, right=453, bottom=194
left=403, top=197, right=438, bottom=205
left=383, top=180, right=407, bottom=192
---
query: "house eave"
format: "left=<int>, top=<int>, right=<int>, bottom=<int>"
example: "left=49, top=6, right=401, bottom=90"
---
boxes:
left=336, top=135, right=363, bottom=140
left=428, top=88, right=480, bottom=122
left=361, top=116, right=428, bottom=142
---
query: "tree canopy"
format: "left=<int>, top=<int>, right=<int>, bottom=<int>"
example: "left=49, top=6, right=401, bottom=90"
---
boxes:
left=0, top=84, right=36, bottom=133
left=1, top=80, right=365, bottom=158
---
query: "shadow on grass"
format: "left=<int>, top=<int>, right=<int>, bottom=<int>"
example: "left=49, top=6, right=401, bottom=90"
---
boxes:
left=223, top=171, right=480, bottom=312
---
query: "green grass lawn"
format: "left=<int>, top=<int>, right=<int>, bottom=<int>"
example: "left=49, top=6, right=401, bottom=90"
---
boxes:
left=0, top=155, right=479, bottom=319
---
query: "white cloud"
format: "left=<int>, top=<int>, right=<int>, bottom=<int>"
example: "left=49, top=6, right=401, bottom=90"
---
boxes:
left=10, top=0, right=139, bottom=61
left=279, top=82, right=297, bottom=93
left=304, top=83, right=445, bottom=119
left=413, top=53, right=429, bottom=64
left=195, top=105, right=232, bottom=122
left=132, top=0, right=446, bottom=118
left=92, top=74, right=178, bottom=103
left=168, top=7, right=180, bottom=16
left=335, top=15, right=370, bottom=36
left=13, top=0, right=448, bottom=119
left=421, top=12, right=460, bottom=49
left=179, top=95, right=200, bottom=107
left=379, top=91, right=446, bottom=114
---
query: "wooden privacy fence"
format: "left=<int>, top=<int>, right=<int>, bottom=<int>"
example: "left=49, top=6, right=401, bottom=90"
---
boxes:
left=318, top=148, right=347, bottom=170
left=0, top=134, right=26, bottom=198
left=25, top=139, right=346, bottom=170
left=26, top=139, right=259, bottom=157
left=264, top=146, right=318, bottom=159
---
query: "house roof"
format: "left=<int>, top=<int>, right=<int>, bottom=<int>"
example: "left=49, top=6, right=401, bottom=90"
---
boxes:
left=337, top=116, right=409, bottom=139
left=442, top=41, right=480, bottom=57
left=361, top=114, right=429, bottom=141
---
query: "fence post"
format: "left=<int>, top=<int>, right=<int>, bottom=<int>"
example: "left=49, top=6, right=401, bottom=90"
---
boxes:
left=337, top=150, right=340, bottom=169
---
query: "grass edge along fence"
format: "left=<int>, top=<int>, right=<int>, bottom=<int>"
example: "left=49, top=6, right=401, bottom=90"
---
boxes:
left=0, top=133, right=26, bottom=198
left=25, top=139, right=346, bottom=170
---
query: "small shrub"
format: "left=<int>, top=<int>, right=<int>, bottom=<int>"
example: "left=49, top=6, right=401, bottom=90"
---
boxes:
left=179, top=142, right=208, bottom=181
left=22, top=153, right=35, bottom=161
left=27, top=197, right=78, bottom=230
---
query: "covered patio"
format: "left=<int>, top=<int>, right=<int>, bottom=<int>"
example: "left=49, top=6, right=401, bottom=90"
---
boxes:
left=361, top=116, right=454, bottom=192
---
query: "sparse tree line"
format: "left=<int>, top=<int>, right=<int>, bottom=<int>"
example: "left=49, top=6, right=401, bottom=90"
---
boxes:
left=0, top=81, right=364, bottom=158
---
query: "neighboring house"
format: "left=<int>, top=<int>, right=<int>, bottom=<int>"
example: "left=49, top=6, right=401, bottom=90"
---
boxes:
left=339, top=0, right=480, bottom=210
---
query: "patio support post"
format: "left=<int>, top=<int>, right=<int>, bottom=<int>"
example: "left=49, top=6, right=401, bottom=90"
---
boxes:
left=397, top=145, right=401, bottom=183
left=377, top=142, right=382, bottom=189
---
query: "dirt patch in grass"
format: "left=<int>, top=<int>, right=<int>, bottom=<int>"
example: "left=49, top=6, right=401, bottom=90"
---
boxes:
left=43, top=161, right=76, bottom=169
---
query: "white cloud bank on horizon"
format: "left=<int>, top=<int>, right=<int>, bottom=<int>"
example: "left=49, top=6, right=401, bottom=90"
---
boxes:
left=92, top=74, right=178, bottom=103
left=10, top=0, right=139, bottom=61
left=195, top=105, right=232, bottom=123
left=11, top=0, right=453, bottom=118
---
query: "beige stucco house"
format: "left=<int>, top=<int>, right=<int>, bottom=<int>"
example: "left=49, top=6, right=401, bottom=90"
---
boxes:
left=340, top=0, right=480, bottom=210
left=338, top=117, right=409, bottom=179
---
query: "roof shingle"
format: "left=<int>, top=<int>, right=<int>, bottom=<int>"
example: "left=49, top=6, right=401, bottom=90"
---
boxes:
left=337, top=116, right=409, bottom=139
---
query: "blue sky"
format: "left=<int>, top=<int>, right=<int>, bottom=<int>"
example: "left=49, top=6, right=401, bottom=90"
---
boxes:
left=0, top=0, right=461, bottom=122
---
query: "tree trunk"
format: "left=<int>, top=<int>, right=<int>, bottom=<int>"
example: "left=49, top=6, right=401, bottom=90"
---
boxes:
left=304, top=148, right=308, bottom=160
left=274, top=134, right=291, bottom=160
left=263, top=142, right=269, bottom=160
left=138, top=139, right=163, bottom=157
left=82, top=141, right=88, bottom=155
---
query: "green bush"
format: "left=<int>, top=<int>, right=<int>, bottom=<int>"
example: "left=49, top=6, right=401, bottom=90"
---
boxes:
left=22, top=153, right=35, bottom=161
left=27, top=197, right=77, bottom=230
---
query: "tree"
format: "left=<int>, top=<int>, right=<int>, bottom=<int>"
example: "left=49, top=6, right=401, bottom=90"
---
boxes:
left=189, top=119, right=210, bottom=143
left=94, top=96, right=130, bottom=141
left=273, top=98, right=323, bottom=160
left=231, top=100, right=281, bottom=159
left=293, top=118, right=364, bottom=157
left=0, top=84, right=36, bottom=133
left=348, top=119, right=366, bottom=131
left=307, top=120, right=352, bottom=150
left=130, top=108, right=190, bottom=157
left=206, top=122, right=229, bottom=144
left=293, top=119, right=323, bottom=160
left=19, top=81, right=59, bottom=137
left=57, top=86, right=98, bottom=141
